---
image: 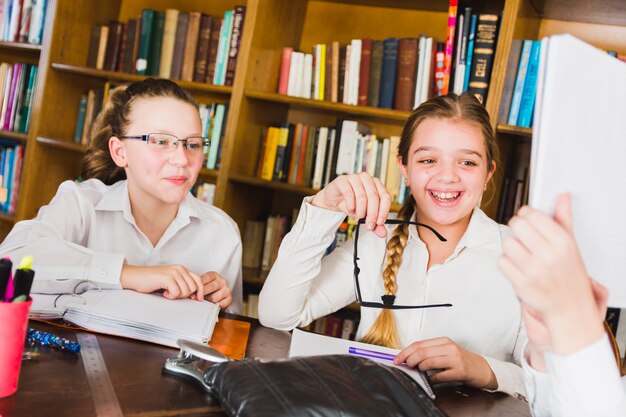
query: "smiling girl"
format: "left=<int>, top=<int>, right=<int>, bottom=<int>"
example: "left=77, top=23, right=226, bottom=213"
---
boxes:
left=0, top=78, right=242, bottom=312
left=258, top=93, right=525, bottom=396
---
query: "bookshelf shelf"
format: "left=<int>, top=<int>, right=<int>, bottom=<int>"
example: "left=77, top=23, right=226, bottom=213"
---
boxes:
left=0, top=41, right=42, bottom=52
left=229, top=173, right=319, bottom=196
left=36, top=136, right=86, bottom=153
left=325, top=0, right=448, bottom=12
left=0, top=212, right=15, bottom=223
left=51, top=63, right=233, bottom=96
left=0, top=130, right=28, bottom=143
left=497, top=124, right=532, bottom=138
left=245, top=90, right=410, bottom=123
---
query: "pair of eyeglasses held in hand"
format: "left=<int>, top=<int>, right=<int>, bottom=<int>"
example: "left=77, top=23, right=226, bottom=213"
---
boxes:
left=352, top=218, right=453, bottom=310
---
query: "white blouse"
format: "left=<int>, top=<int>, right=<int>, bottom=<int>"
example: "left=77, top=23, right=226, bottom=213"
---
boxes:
left=523, top=336, right=626, bottom=417
left=0, top=179, right=243, bottom=313
left=259, top=197, right=526, bottom=397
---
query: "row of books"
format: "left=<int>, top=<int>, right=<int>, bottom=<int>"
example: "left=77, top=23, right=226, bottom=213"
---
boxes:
left=242, top=214, right=293, bottom=273
left=495, top=140, right=530, bottom=224
left=73, top=85, right=228, bottom=170
left=0, top=62, right=37, bottom=134
left=87, top=6, right=246, bottom=86
left=0, top=0, right=47, bottom=44
left=276, top=10, right=500, bottom=110
left=0, top=142, right=23, bottom=214
left=254, top=120, right=409, bottom=204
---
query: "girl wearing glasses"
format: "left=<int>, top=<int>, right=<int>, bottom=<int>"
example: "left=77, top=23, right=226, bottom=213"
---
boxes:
left=0, top=78, right=242, bottom=312
left=259, top=93, right=526, bottom=397
left=500, top=194, right=626, bottom=417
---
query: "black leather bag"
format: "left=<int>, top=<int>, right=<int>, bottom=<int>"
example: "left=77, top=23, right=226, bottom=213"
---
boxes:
left=203, top=354, right=446, bottom=417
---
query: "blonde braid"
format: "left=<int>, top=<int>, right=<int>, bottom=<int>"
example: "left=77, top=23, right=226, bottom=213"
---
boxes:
left=360, top=196, right=415, bottom=348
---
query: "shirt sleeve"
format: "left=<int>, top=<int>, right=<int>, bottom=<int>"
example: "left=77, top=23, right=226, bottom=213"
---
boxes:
left=258, top=197, right=355, bottom=330
left=521, top=342, right=554, bottom=417
left=544, top=334, right=626, bottom=417
left=0, top=181, right=125, bottom=294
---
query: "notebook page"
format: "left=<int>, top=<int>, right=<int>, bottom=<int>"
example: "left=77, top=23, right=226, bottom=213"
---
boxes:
left=65, top=290, right=220, bottom=347
left=289, top=328, right=435, bottom=399
left=530, top=34, right=626, bottom=307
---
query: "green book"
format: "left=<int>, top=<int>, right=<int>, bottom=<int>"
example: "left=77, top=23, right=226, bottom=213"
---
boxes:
left=136, top=9, right=155, bottom=75
left=19, top=65, right=38, bottom=133
left=148, top=11, right=164, bottom=76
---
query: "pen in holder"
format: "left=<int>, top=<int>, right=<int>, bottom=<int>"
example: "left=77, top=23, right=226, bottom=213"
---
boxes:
left=0, top=298, right=33, bottom=398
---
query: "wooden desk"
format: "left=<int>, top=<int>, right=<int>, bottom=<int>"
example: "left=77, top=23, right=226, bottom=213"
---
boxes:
left=0, top=317, right=530, bottom=417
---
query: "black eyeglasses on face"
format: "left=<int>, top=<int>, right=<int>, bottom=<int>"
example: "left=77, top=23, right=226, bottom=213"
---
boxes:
left=352, top=218, right=453, bottom=310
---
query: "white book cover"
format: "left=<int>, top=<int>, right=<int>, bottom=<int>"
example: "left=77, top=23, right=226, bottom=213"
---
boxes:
left=349, top=39, right=362, bottom=105
left=379, top=137, right=391, bottom=185
left=312, top=126, right=329, bottom=189
left=530, top=34, right=626, bottom=307
left=313, top=44, right=321, bottom=100
left=289, top=329, right=435, bottom=399
left=414, top=36, right=427, bottom=109
left=287, top=51, right=300, bottom=96
left=335, top=120, right=357, bottom=175
left=303, top=53, right=313, bottom=99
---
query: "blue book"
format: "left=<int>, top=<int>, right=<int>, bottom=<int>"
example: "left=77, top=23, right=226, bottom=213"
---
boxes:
left=516, top=40, right=542, bottom=128
left=206, top=104, right=225, bottom=169
left=213, top=10, right=233, bottom=85
left=378, top=38, right=398, bottom=109
left=2, top=147, right=14, bottom=212
left=74, top=94, right=88, bottom=143
left=463, top=14, right=477, bottom=92
left=507, top=40, right=533, bottom=126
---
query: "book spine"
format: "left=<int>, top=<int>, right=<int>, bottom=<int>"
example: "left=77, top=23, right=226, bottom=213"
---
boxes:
left=27, top=0, right=46, bottom=44
left=272, top=125, right=290, bottom=181
left=516, top=40, right=541, bottom=128
left=181, top=11, right=200, bottom=82
left=159, top=9, right=179, bottom=79
left=115, top=23, right=127, bottom=72
left=337, top=45, right=347, bottom=104
left=86, top=25, right=101, bottom=68
left=324, top=43, right=332, bottom=101
left=17, top=0, right=32, bottom=43
left=225, top=6, right=246, bottom=86
left=74, top=94, right=88, bottom=143
left=170, top=12, right=189, bottom=80
left=394, top=38, right=418, bottom=111
left=442, top=0, right=458, bottom=95
left=18, top=65, right=36, bottom=133
left=103, top=20, right=123, bottom=72
left=135, top=9, right=155, bottom=75
left=148, top=11, right=164, bottom=76
left=206, top=104, right=225, bottom=169
left=357, top=38, right=372, bottom=107
left=507, top=40, right=533, bottom=125
left=378, top=38, right=398, bottom=109
left=467, top=14, right=500, bottom=105
left=277, top=47, right=293, bottom=95
left=496, top=38, right=522, bottom=124
left=367, top=40, right=383, bottom=107
left=213, top=10, right=233, bottom=85
left=205, top=17, right=222, bottom=84
left=463, top=13, right=477, bottom=92
left=95, top=25, right=109, bottom=70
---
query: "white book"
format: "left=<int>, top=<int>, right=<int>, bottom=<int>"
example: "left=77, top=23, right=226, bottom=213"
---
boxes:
left=313, top=44, right=321, bottom=100
left=342, top=45, right=352, bottom=104
left=28, top=0, right=46, bottom=44
left=289, top=329, right=435, bottom=399
left=335, top=120, right=358, bottom=175
left=414, top=36, right=426, bottom=109
left=366, top=135, right=378, bottom=176
left=287, top=51, right=300, bottom=96
left=379, top=137, right=390, bottom=185
left=302, top=53, right=313, bottom=99
left=0, top=65, right=13, bottom=128
left=530, top=34, right=626, bottom=308
left=29, top=290, right=220, bottom=348
left=294, top=52, right=305, bottom=98
left=417, top=37, right=434, bottom=106
left=348, top=39, right=361, bottom=105
left=453, top=14, right=465, bottom=95
left=311, top=126, right=328, bottom=189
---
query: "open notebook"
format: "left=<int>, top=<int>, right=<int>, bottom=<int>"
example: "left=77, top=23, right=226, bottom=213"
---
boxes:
left=289, top=328, right=435, bottom=399
left=530, top=34, right=626, bottom=308
left=30, top=289, right=220, bottom=348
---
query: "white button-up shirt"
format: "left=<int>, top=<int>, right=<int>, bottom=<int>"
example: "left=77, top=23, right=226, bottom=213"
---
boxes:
left=523, top=336, right=626, bottom=417
left=0, top=179, right=243, bottom=313
left=259, top=197, right=526, bottom=396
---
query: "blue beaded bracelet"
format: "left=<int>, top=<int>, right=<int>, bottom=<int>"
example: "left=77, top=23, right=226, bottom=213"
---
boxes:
left=26, top=328, right=81, bottom=354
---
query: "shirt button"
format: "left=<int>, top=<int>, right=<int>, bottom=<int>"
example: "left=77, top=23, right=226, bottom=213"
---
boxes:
left=99, top=270, right=106, bottom=278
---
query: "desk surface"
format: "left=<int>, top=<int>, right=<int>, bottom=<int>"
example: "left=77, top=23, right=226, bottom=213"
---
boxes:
left=0, top=317, right=531, bottom=417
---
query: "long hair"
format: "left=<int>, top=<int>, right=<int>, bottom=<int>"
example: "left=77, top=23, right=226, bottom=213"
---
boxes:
left=80, top=78, right=196, bottom=184
left=360, top=93, right=499, bottom=348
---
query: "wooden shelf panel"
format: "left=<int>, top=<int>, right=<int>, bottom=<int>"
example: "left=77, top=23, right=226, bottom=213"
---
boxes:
left=245, top=90, right=410, bottom=123
left=199, top=168, right=219, bottom=179
left=0, top=41, right=42, bottom=52
left=36, top=136, right=86, bottom=153
left=0, top=212, right=15, bottom=223
left=323, top=0, right=449, bottom=12
left=535, top=0, right=626, bottom=26
left=497, top=124, right=533, bottom=138
left=51, top=63, right=233, bottom=95
left=0, top=130, right=28, bottom=143
left=229, top=173, right=319, bottom=196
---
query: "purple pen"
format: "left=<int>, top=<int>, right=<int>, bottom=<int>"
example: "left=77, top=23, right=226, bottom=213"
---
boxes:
left=348, top=347, right=396, bottom=362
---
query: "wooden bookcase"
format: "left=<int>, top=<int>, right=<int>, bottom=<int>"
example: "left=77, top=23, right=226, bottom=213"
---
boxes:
left=1, top=0, right=626, bottom=289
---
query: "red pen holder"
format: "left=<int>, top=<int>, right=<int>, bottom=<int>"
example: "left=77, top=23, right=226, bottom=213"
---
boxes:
left=0, top=299, right=32, bottom=398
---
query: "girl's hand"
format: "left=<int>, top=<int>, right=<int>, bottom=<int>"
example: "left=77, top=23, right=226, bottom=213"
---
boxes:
left=201, top=271, right=233, bottom=308
left=311, top=172, right=391, bottom=238
left=393, top=337, right=497, bottom=389
left=120, top=264, right=205, bottom=300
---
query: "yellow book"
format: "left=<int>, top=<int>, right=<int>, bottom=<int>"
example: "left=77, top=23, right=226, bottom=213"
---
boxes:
left=260, top=127, right=280, bottom=181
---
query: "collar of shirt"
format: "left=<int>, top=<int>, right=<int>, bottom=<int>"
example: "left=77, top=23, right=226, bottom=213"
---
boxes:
left=93, top=180, right=205, bottom=230
left=406, top=207, right=504, bottom=259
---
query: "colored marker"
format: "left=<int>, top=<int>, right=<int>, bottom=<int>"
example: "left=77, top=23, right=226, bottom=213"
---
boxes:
left=348, top=346, right=396, bottom=362
left=11, top=256, right=34, bottom=302
left=0, top=258, right=12, bottom=302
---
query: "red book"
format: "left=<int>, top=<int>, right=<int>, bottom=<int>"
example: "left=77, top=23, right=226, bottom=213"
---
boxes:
left=443, top=0, right=458, bottom=95
left=278, top=47, right=293, bottom=94
left=357, top=39, right=372, bottom=106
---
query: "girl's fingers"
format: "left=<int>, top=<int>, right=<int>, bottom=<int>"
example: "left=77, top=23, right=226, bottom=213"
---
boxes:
left=346, top=175, right=370, bottom=220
